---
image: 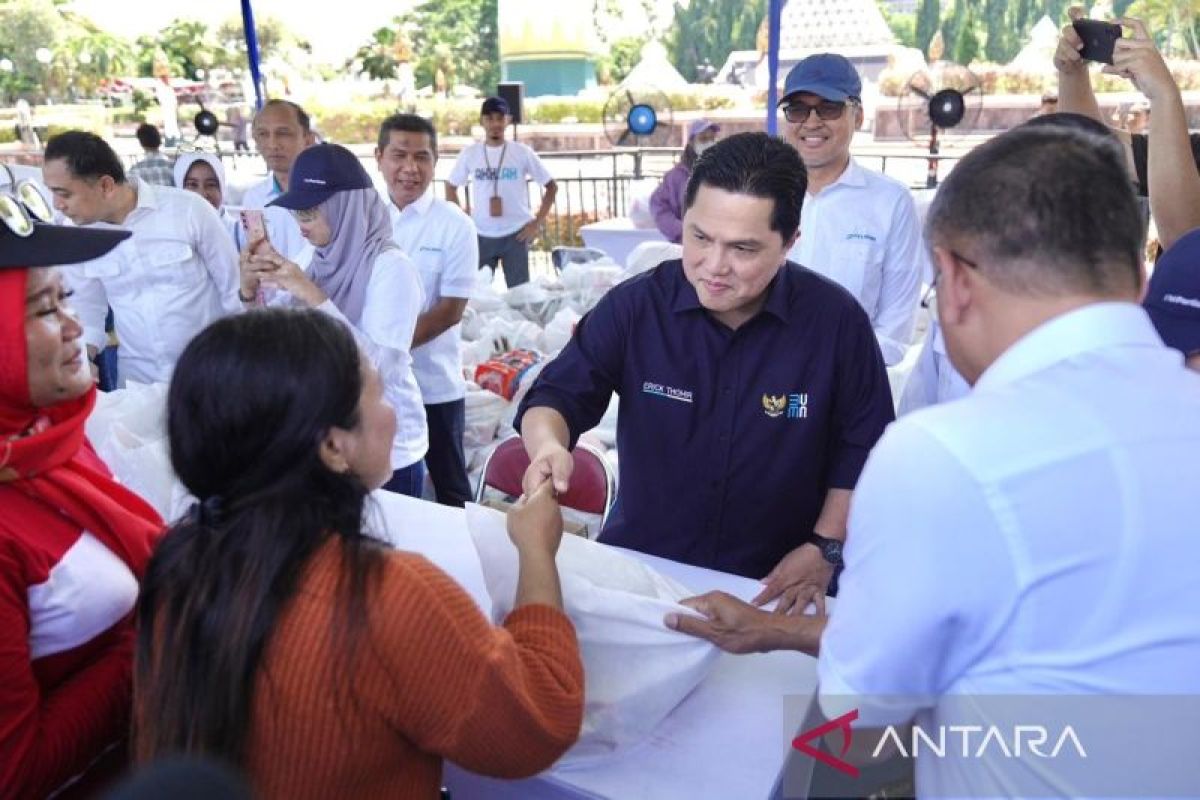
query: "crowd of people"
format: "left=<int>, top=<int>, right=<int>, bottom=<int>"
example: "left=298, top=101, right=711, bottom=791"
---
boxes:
left=2, top=6, right=1199, bottom=798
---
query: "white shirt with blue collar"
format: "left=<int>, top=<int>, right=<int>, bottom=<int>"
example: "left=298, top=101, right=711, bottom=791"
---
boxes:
left=788, top=158, right=925, bottom=366
left=819, top=301, right=1200, bottom=797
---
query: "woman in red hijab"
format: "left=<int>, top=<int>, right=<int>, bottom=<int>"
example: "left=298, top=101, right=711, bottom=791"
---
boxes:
left=0, top=206, right=163, bottom=798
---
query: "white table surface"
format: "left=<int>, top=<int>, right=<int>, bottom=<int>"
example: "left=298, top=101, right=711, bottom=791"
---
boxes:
left=579, top=218, right=667, bottom=268
left=371, top=492, right=820, bottom=800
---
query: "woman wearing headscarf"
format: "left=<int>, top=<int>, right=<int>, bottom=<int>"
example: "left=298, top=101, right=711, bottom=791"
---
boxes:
left=174, top=152, right=239, bottom=245
left=649, top=119, right=720, bottom=243
left=175, top=153, right=293, bottom=255
left=0, top=212, right=163, bottom=797
left=240, top=143, right=429, bottom=497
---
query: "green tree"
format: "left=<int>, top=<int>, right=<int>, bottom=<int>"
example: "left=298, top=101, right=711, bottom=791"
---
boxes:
left=214, top=15, right=310, bottom=73
left=983, top=0, right=1014, bottom=62
left=954, top=9, right=982, bottom=63
left=595, top=36, right=649, bottom=85
left=665, top=0, right=765, bottom=82
left=0, top=0, right=61, bottom=102
left=881, top=8, right=919, bottom=49
left=135, top=18, right=222, bottom=79
left=1127, top=0, right=1198, bottom=57
left=915, top=0, right=942, bottom=57
left=393, top=0, right=500, bottom=94
left=348, top=25, right=408, bottom=81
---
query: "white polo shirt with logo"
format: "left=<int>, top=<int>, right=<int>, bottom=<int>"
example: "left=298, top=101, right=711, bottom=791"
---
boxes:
left=386, top=189, right=479, bottom=405
left=447, top=140, right=553, bottom=238
left=787, top=158, right=925, bottom=366
left=818, top=302, right=1200, bottom=796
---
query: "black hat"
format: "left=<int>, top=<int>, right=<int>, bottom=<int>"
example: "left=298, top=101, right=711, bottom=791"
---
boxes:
left=480, top=96, right=510, bottom=116
left=0, top=220, right=130, bottom=269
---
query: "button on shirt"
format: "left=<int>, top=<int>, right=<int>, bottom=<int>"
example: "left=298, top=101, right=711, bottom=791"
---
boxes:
left=819, top=303, right=1200, bottom=797
left=386, top=190, right=478, bottom=404
left=65, top=179, right=241, bottom=385
left=516, top=260, right=895, bottom=579
left=787, top=159, right=925, bottom=366
left=240, top=176, right=308, bottom=259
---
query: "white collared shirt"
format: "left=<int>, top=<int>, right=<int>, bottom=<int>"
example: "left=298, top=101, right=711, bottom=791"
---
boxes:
left=819, top=302, right=1200, bottom=797
left=239, top=176, right=308, bottom=260
left=65, top=178, right=241, bottom=385
left=386, top=189, right=478, bottom=404
left=787, top=159, right=925, bottom=366
left=272, top=249, right=429, bottom=470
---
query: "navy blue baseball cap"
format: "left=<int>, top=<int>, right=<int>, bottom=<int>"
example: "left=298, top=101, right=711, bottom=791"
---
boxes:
left=779, top=53, right=862, bottom=104
left=1143, top=228, right=1200, bottom=357
left=480, top=96, right=510, bottom=116
left=268, top=143, right=373, bottom=211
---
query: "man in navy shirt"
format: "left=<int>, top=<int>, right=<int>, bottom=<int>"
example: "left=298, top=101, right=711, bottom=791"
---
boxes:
left=516, top=132, right=894, bottom=609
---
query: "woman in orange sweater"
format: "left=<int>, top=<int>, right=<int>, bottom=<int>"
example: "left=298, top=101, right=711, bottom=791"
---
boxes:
left=134, top=308, right=583, bottom=798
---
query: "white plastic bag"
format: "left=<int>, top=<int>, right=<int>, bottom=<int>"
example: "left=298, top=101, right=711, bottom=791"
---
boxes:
left=463, top=383, right=510, bottom=450
left=560, top=263, right=626, bottom=314
left=541, top=307, right=582, bottom=355
left=625, top=241, right=682, bottom=277
left=465, top=503, right=720, bottom=763
left=505, top=280, right=566, bottom=326
left=85, top=382, right=190, bottom=521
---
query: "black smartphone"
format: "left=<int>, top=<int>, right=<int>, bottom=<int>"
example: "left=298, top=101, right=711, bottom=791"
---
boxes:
left=1073, top=19, right=1123, bottom=65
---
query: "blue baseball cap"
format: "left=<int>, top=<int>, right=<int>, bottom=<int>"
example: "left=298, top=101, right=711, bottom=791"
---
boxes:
left=268, top=143, right=373, bottom=210
left=1143, top=228, right=1200, bottom=357
left=480, top=96, right=510, bottom=116
left=779, top=53, right=862, bottom=105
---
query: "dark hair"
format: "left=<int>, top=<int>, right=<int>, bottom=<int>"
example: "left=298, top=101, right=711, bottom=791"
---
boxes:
left=44, top=130, right=126, bottom=183
left=684, top=132, right=806, bottom=242
left=926, top=125, right=1142, bottom=296
left=256, top=98, right=311, bottom=133
left=135, top=122, right=162, bottom=150
left=376, top=113, right=438, bottom=157
left=1020, top=111, right=1114, bottom=140
left=136, top=308, right=386, bottom=764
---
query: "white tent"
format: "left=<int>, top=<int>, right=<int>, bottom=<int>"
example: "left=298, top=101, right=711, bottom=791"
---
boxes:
left=622, top=40, right=689, bottom=90
left=1008, top=16, right=1061, bottom=72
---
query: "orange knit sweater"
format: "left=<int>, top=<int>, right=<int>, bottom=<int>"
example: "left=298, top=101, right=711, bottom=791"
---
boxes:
left=242, top=540, right=584, bottom=799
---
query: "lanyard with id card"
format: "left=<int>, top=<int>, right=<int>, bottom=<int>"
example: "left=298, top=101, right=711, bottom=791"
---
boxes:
left=483, top=144, right=507, bottom=217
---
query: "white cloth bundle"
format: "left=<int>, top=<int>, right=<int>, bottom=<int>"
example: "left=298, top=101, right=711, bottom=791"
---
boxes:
left=465, top=502, right=720, bottom=763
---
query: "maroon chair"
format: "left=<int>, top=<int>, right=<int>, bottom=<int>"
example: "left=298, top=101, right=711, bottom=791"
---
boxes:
left=474, top=435, right=616, bottom=527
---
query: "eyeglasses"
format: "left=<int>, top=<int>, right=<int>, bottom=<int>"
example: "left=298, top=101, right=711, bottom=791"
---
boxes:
left=782, top=99, right=854, bottom=123
left=292, top=207, right=321, bottom=223
left=922, top=250, right=979, bottom=321
left=0, top=163, right=53, bottom=238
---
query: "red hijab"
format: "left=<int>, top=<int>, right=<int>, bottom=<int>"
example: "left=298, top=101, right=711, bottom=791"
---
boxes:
left=0, top=268, right=161, bottom=577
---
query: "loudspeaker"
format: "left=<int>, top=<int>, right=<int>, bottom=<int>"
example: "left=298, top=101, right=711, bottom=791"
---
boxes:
left=497, top=82, right=525, bottom=125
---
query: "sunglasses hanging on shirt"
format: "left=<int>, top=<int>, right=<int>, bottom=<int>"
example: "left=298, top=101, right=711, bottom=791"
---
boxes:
left=0, top=164, right=53, bottom=238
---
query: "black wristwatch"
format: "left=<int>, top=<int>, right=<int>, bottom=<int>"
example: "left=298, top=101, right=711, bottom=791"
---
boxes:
left=806, top=532, right=844, bottom=568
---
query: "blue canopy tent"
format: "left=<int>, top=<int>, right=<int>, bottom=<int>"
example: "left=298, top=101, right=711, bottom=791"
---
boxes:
left=765, top=0, right=784, bottom=135
left=240, top=0, right=265, bottom=109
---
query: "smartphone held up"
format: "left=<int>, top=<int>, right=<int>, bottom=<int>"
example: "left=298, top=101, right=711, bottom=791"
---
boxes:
left=1072, top=19, right=1123, bottom=65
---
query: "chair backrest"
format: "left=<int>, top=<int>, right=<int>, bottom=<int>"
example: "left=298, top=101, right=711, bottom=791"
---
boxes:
left=475, top=435, right=616, bottom=523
